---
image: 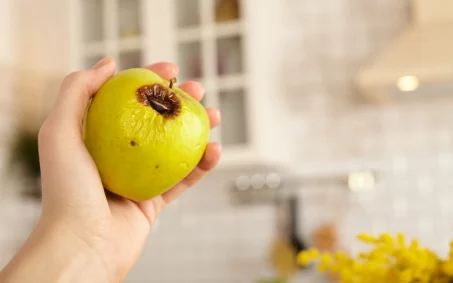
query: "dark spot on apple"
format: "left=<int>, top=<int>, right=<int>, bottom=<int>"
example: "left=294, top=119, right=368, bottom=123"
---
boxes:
left=155, top=165, right=159, bottom=169
left=136, top=80, right=181, bottom=119
left=130, top=141, right=136, bottom=146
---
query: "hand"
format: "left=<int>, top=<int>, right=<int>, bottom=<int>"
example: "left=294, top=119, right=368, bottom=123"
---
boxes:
left=0, top=57, right=221, bottom=283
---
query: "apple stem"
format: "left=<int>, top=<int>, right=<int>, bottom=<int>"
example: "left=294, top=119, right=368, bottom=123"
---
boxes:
left=169, top=78, right=177, bottom=89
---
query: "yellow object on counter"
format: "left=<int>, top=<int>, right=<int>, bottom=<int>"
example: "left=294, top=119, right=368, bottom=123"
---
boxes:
left=297, top=232, right=453, bottom=283
left=270, top=237, right=300, bottom=279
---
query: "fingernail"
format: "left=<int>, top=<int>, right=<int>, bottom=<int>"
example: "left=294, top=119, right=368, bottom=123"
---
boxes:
left=199, top=82, right=205, bottom=94
left=92, top=57, right=113, bottom=69
left=216, top=109, right=221, bottom=121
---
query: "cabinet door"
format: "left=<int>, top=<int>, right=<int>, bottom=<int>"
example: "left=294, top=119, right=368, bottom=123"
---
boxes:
left=149, top=0, right=250, bottom=156
left=142, top=0, right=291, bottom=168
left=76, top=0, right=148, bottom=71
left=141, top=0, right=177, bottom=64
left=117, top=0, right=146, bottom=70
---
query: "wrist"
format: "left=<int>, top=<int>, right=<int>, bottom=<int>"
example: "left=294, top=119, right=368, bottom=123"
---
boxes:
left=0, top=220, right=116, bottom=283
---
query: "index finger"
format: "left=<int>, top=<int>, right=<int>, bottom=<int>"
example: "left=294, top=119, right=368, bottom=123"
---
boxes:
left=144, top=62, right=179, bottom=80
left=144, top=63, right=204, bottom=101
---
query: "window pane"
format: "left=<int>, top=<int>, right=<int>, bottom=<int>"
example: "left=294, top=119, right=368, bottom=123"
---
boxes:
left=219, top=88, right=248, bottom=146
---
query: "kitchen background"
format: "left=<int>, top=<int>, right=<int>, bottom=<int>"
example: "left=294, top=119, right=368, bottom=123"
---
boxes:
left=1, top=0, right=453, bottom=282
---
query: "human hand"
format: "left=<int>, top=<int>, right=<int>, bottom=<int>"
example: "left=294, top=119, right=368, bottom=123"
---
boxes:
left=0, top=57, right=221, bottom=283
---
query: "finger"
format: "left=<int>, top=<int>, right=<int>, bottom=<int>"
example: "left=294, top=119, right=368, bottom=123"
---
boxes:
left=161, top=142, right=221, bottom=204
left=178, top=81, right=205, bottom=101
left=206, top=108, right=221, bottom=129
left=178, top=82, right=217, bottom=128
left=144, top=62, right=178, bottom=80
left=134, top=196, right=166, bottom=228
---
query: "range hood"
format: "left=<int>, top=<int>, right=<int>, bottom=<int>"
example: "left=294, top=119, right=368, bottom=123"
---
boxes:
left=355, top=0, right=453, bottom=103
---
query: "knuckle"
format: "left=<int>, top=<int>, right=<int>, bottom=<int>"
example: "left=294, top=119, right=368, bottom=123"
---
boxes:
left=38, top=118, right=61, bottom=145
left=67, top=71, right=85, bottom=81
left=37, top=120, right=64, bottom=156
left=184, top=171, right=205, bottom=188
left=38, top=120, right=52, bottom=145
left=62, top=71, right=88, bottom=87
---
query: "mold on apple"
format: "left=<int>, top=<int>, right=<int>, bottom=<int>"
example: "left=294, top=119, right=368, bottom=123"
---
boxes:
left=136, top=77, right=181, bottom=118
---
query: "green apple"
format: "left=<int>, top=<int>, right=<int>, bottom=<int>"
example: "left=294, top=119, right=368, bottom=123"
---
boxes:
left=83, top=68, right=210, bottom=201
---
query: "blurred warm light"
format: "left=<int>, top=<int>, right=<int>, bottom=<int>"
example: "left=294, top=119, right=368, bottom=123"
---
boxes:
left=266, top=173, right=281, bottom=189
left=251, top=174, right=265, bottom=189
left=235, top=175, right=250, bottom=191
left=235, top=173, right=281, bottom=190
left=348, top=171, right=375, bottom=192
left=397, top=75, right=420, bottom=92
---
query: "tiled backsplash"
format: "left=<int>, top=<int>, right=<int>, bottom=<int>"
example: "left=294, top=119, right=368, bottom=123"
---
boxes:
left=3, top=0, right=453, bottom=282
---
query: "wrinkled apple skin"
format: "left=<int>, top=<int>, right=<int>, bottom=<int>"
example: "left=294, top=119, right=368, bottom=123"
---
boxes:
left=83, top=68, right=210, bottom=201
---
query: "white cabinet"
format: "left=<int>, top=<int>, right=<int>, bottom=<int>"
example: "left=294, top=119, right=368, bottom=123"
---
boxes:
left=12, top=0, right=152, bottom=129
left=145, top=0, right=293, bottom=169
left=13, top=0, right=151, bottom=74
left=75, top=0, right=151, bottom=72
left=14, top=0, right=293, bottom=169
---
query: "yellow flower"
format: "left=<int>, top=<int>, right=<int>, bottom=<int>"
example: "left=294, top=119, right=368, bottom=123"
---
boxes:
left=317, top=263, right=328, bottom=272
left=329, top=263, right=341, bottom=273
left=339, top=269, right=354, bottom=282
left=320, top=253, right=332, bottom=265
left=307, top=248, right=320, bottom=258
left=297, top=249, right=319, bottom=266
left=378, top=233, right=394, bottom=245
left=316, top=253, right=333, bottom=272
left=442, top=260, right=453, bottom=276
left=334, top=250, right=349, bottom=262
left=397, top=232, right=406, bottom=247
left=357, top=233, right=377, bottom=243
left=409, top=239, right=420, bottom=250
left=296, top=231, right=453, bottom=282
left=297, top=251, right=312, bottom=266
left=399, top=269, right=413, bottom=283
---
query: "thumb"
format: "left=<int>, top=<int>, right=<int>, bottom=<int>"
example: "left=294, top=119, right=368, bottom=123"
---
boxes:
left=38, top=57, right=115, bottom=205
left=37, top=57, right=116, bottom=211
left=51, top=57, right=116, bottom=128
